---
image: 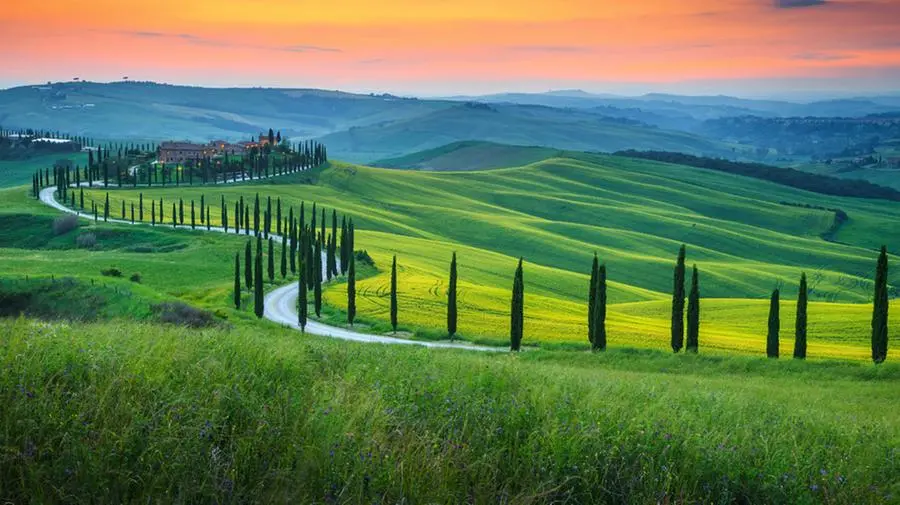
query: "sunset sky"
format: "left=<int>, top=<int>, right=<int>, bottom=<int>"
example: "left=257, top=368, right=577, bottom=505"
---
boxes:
left=2, top=0, right=899, bottom=97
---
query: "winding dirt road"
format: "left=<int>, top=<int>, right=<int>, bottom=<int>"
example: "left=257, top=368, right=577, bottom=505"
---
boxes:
left=40, top=183, right=499, bottom=351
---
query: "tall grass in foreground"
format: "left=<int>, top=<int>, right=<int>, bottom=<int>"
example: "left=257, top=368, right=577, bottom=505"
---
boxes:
left=1, top=319, right=898, bottom=504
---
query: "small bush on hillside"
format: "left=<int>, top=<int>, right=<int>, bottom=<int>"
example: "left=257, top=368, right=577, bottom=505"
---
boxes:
left=100, top=268, right=122, bottom=278
left=129, top=273, right=142, bottom=283
left=151, top=302, right=218, bottom=328
left=52, top=215, right=79, bottom=236
left=354, top=249, right=375, bottom=267
left=76, top=233, right=97, bottom=249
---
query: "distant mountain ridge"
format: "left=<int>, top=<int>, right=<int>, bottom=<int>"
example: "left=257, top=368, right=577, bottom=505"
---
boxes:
left=0, top=81, right=736, bottom=162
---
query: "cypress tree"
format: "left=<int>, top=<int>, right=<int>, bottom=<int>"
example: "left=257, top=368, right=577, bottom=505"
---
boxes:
left=159, top=198, right=164, bottom=224
left=207, top=207, right=211, bottom=231
left=794, top=273, right=808, bottom=359
left=265, top=195, right=271, bottom=237
left=510, top=258, right=524, bottom=352
left=254, top=237, right=264, bottom=318
left=138, top=193, right=143, bottom=221
left=245, top=204, right=250, bottom=235
left=390, top=255, right=398, bottom=332
left=281, top=234, right=287, bottom=279
left=686, top=265, right=700, bottom=353
left=314, top=238, right=322, bottom=317
left=121, top=200, right=125, bottom=219
left=268, top=237, right=275, bottom=283
left=331, top=209, right=338, bottom=268
left=104, top=193, right=109, bottom=221
left=80, top=188, right=85, bottom=210
left=448, top=252, right=458, bottom=340
left=172, top=203, right=177, bottom=228
left=276, top=198, right=282, bottom=235
left=340, top=215, right=348, bottom=274
left=200, top=195, right=205, bottom=224
left=190, top=200, right=195, bottom=229
left=588, top=254, right=598, bottom=345
left=234, top=253, right=241, bottom=309
left=767, top=289, right=780, bottom=358
left=298, top=255, right=307, bottom=331
left=347, top=253, right=356, bottom=325
left=289, top=217, right=297, bottom=274
left=179, top=198, right=184, bottom=225
left=593, top=263, right=607, bottom=351
left=244, top=241, right=253, bottom=290
left=671, top=245, right=686, bottom=353
left=151, top=200, right=156, bottom=226
left=253, top=193, right=260, bottom=235
left=872, top=246, right=889, bottom=364
left=130, top=203, right=134, bottom=224
left=311, top=203, right=317, bottom=240
left=320, top=207, right=326, bottom=244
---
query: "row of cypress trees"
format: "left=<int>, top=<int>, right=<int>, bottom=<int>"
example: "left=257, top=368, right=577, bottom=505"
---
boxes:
left=231, top=203, right=356, bottom=324
left=669, top=245, right=890, bottom=363
left=31, top=140, right=328, bottom=199
left=437, top=245, right=889, bottom=358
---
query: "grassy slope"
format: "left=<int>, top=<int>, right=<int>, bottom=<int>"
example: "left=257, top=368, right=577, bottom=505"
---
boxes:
left=317, top=104, right=736, bottom=162
left=373, top=140, right=563, bottom=171
left=0, top=152, right=87, bottom=188
left=2, top=318, right=898, bottom=504
left=78, top=154, right=899, bottom=359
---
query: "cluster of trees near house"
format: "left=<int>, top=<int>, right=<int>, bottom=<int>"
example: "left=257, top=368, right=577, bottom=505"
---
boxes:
left=0, top=127, right=90, bottom=160
left=616, top=150, right=900, bottom=202
left=30, top=138, right=327, bottom=198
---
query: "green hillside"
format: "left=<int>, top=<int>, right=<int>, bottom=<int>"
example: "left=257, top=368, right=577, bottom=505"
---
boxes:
left=78, top=152, right=899, bottom=358
left=318, top=103, right=737, bottom=162
left=374, top=141, right=562, bottom=171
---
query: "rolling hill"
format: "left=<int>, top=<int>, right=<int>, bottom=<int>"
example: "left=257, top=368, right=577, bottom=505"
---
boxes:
left=373, top=141, right=562, bottom=171
left=72, top=148, right=899, bottom=358
left=317, top=102, right=736, bottom=162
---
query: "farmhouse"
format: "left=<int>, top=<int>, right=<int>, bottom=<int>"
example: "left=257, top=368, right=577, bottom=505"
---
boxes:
left=158, top=141, right=213, bottom=163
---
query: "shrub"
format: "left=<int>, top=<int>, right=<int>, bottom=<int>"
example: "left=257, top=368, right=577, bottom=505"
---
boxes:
left=76, top=233, right=97, bottom=249
left=100, top=267, right=122, bottom=278
left=151, top=302, right=218, bottom=328
left=354, top=249, right=375, bottom=267
left=129, top=273, right=142, bottom=283
left=52, top=215, right=79, bottom=236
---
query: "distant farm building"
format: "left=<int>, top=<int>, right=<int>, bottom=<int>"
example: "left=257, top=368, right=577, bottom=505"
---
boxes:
left=158, top=142, right=213, bottom=163
left=159, top=140, right=248, bottom=162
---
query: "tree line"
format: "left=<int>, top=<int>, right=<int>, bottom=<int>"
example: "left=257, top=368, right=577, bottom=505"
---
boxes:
left=31, top=139, right=327, bottom=198
left=615, top=150, right=900, bottom=203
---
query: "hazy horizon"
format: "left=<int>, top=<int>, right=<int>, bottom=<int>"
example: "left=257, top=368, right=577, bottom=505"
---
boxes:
left=2, top=77, right=899, bottom=103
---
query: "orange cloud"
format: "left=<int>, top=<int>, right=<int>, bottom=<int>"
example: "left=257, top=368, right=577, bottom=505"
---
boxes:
left=2, top=0, right=899, bottom=93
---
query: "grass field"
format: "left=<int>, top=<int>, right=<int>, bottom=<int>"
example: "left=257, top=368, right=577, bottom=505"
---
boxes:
left=3, top=149, right=900, bottom=503
left=2, top=318, right=898, bottom=503
left=69, top=151, right=900, bottom=359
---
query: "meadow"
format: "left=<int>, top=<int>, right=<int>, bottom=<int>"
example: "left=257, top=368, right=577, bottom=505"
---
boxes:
left=75, top=151, right=900, bottom=359
left=2, top=318, right=898, bottom=504
left=2, top=148, right=900, bottom=503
